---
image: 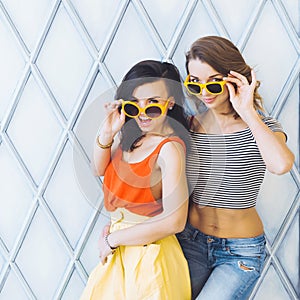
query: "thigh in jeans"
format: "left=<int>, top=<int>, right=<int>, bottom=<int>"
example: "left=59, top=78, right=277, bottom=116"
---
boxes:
left=176, top=224, right=212, bottom=300
left=197, top=236, right=266, bottom=300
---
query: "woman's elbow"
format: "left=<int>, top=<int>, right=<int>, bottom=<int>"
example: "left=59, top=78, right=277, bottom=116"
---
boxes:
left=171, top=215, right=187, bottom=234
left=91, top=163, right=105, bottom=177
left=94, top=170, right=105, bottom=177
left=268, top=154, right=295, bottom=175
left=175, top=221, right=186, bottom=233
left=171, top=201, right=189, bottom=233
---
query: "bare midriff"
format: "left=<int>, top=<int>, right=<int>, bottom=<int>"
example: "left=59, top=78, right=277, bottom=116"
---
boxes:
left=188, top=202, right=264, bottom=238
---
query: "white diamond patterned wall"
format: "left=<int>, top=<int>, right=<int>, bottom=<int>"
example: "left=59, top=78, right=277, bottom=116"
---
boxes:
left=0, top=0, right=299, bottom=299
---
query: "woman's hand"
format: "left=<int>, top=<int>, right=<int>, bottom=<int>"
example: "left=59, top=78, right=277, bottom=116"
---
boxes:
left=224, top=69, right=257, bottom=121
left=225, top=70, right=294, bottom=174
left=101, top=99, right=126, bottom=139
left=93, top=100, right=125, bottom=176
left=98, top=224, right=112, bottom=265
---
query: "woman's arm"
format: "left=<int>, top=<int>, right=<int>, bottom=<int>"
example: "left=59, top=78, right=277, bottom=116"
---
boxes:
left=98, top=141, right=189, bottom=262
left=93, top=133, right=117, bottom=176
left=242, top=113, right=294, bottom=174
left=93, top=100, right=125, bottom=176
left=225, top=70, right=294, bottom=174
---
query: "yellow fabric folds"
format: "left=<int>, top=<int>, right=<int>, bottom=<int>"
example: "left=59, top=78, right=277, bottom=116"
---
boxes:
left=80, top=214, right=191, bottom=300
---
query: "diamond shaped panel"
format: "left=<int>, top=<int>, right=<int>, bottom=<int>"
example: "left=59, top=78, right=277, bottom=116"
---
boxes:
left=60, top=269, right=85, bottom=300
left=173, top=1, right=218, bottom=77
left=15, top=207, right=70, bottom=299
left=210, top=0, right=260, bottom=42
left=36, top=3, right=94, bottom=118
left=44, top=142, right=96, bottom=248
left=277, top=212, right=299, bottom=294
left=257, top=171, right=298, bottom=244
left=140, top=0, right=189, bottom=47
left=71, top=0, right=123, bottom=51
left=283, top=0, right=299, bottom=31
left=242, top=1, right=298, bottom=113
left=255, top=265, right=292, bottom=299
left=0, top=13, right=25, bottom=122
left=80, top=211, right=110, bottom=275
left=104, top=2, right=161, bottom=84
left=0, top=144, right=32, bottom=250
left=1, top=0, right=55, bottom=51
left=278, top=79, right=300, bottom=170
left=74, top=85, right=115, bottom=155
left=6, top=75, right=63, bottom=185
left=0, top=269, right=29, bottom=300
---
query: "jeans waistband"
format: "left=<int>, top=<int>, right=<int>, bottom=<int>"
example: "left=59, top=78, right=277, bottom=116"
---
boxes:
left=185, top=222, right=265, bottom=245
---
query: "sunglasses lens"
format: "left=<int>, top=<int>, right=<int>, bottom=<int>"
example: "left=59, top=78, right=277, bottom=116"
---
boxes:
left=187, top=83, right=201, bottom=94
left=145, top=106, right=162, bottom=118
left=206, top=83, right=222, bottom=94
left=124, top=103, right=139, bottom=117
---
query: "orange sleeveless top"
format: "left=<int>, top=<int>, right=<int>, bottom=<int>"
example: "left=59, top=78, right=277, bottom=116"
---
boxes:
left=103, top=137, right=185, bottom=217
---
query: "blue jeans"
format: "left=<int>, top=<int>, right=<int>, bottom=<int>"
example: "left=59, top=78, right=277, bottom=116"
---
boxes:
left=176, top=222, right=266, bottom=300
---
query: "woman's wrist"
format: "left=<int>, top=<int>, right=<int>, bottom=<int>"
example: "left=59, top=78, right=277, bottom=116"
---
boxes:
left=104, top=233, right=118, bottom=252
left=96, top=130, right=115, bottom=148
left=96, top=136, right=114, bottom=149
left=240, top=108, right=259, bottom=125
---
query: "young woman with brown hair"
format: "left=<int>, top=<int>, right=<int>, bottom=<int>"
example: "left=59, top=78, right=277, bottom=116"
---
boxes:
left=177, top=36, right=294, bottom=300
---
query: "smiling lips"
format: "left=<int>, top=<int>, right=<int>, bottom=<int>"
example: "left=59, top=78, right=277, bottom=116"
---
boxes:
left=202, top=97, right=215, bottom=104
left=138, top=116, right=152, bottom=126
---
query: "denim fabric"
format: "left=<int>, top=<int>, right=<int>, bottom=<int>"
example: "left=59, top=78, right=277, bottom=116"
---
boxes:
left=176, top=222, right=266, bottom=300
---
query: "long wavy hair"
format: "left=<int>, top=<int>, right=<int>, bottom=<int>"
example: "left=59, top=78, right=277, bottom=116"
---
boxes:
left=185, top=36, right=264, bottom=117
left=115, top=60, right=190, bottom=152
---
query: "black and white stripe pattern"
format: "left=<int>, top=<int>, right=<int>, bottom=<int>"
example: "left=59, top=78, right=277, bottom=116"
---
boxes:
left=187, top=117, right=285, bottom=209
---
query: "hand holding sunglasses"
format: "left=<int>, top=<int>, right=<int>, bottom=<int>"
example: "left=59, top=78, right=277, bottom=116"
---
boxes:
left=100, top=100, right=125, bottom=137
left=121, top=99, right=170, bottom=119
left=184, top=75, right=227, bottom=95
left=222, top=69, right=258, bottom=119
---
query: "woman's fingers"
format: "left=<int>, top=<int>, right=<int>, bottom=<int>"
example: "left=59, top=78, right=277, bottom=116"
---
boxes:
left=104, top=99, right=122, bottom=112
left=250, top=69, right=257, bottom=88
left=99, top=254, right=107, bottom=265
left=224, top=72, right=247, bottom=88
left=229, top=70, right=249, bottom=84
left=225, top=70, right=257, bottom=90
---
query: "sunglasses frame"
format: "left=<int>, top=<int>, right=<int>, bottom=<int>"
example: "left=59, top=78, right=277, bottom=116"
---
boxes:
left=184, top=75, right=227, bottom=95
left=121, top=98, right=170, bottom=119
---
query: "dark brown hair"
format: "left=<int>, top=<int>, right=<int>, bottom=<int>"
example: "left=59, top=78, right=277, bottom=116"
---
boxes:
left=185, top=36, right=264, bottom=114
left=115, top=60, right=190, bottom=151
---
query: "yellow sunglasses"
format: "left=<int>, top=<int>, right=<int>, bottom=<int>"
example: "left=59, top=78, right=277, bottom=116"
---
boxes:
left=121, top=99, right=170, bottom=119
left=184, top=75, right=227, bottom=95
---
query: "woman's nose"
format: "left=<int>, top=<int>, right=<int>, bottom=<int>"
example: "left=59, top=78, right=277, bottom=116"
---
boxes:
left=200, top=86, right=209, bottom=96
left=138, top=99, right=147, bottom=107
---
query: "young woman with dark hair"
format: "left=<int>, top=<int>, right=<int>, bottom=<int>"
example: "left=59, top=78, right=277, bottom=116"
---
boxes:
left=81, top=60, right=191, bottom=300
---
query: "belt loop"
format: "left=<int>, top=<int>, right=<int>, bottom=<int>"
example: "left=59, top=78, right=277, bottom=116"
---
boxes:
left=192, top=229, right=199, bottom=240
left=222, top=238, right=226, bottom=249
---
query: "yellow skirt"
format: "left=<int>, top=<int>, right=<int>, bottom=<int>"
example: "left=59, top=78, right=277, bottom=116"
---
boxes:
left=80, top=210, right=191, bottom=300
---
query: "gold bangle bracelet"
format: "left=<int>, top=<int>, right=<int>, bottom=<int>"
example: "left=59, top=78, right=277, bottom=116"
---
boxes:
left=96, top=136, right=114, bottom=149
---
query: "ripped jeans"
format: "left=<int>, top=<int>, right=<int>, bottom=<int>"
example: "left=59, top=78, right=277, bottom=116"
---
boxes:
left=176, top=222, right=266, bottom=300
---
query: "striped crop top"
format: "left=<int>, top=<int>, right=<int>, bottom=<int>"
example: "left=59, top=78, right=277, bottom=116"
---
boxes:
left=186, top=117, right=285, bottom=209
left=103, top=136, right=185, bottom=216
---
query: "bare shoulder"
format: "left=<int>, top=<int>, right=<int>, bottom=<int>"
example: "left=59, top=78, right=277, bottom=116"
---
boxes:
left=159, top=139, right=186, bottom=163
left=190, top=112, right=207, bottom=132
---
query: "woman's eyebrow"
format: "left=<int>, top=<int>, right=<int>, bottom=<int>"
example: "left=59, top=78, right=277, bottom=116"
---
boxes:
left=210, top=73, right=223, bottom=78
left=190, top=73, right=223, bottom=80
left=130, top=96, right=162, bottom=101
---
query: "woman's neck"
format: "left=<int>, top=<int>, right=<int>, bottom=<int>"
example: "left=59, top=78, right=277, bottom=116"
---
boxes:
left=142, top=124, right=174, bottom=137
left=195, top=110, right=246, bottom=134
